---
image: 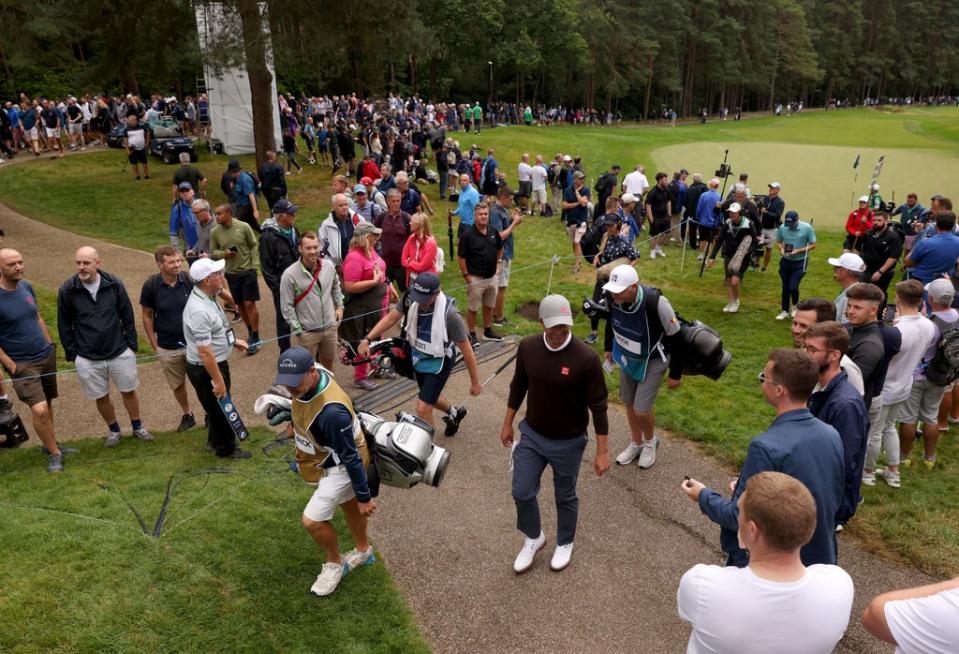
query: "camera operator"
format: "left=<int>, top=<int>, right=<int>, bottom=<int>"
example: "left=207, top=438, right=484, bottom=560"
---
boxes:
left=891, top=192, right=925, bottom=258
left=274, top=346, right=377, bottom=598
left=602, top=265, right=683, bottom=470
left=707, top=203, right=757, bottom=314
left=759, top=182, right=785, bottom=272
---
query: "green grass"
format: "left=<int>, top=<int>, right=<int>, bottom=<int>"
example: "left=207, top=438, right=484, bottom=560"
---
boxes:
left=3, top=106, right=959, bottom=579
left=0, top=428, right=429, bottom=654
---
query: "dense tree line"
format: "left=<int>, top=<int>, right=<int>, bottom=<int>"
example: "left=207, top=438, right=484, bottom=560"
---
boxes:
left=2, top=0, right=957, bottom=117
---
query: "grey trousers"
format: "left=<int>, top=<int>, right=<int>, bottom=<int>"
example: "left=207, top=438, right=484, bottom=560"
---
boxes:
left=512, top=420, right=588, bottom=546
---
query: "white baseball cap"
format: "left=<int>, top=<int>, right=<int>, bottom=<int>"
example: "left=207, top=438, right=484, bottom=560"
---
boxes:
left=925, top=278, right=955, bottom=304
left=621, top=193, right=638, bottom=204
left=827, top=252, right=866, bottom=272
left=189, top=257, right=225, bottom=282
left=538, top=294, right=574, bottom=328
left=768, top=182, right=781, bottom=189
left=858, top=195, right=869, bottom=203
left=728, top=202, right=742, bottom=213
left=602, top=264, right=639, bottom=294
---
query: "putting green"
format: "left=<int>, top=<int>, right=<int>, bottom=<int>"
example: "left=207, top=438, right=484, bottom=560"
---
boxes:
left=652, top=142, right=959, bottom=229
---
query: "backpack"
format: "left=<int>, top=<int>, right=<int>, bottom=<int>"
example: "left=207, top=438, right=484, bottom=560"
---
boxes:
left=483, top=158, right=497, bottom=186
left=547, top=164, right=558, bottom=185
left=594, top=173, right=611, bottom=195
left=925, top=316, right=959, bottom=385
left=245, top=171, right=262, bottom=197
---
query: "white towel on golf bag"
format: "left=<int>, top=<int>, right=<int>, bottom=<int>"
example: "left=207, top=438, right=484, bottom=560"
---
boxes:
left=405, top=291, right=449, bottom=357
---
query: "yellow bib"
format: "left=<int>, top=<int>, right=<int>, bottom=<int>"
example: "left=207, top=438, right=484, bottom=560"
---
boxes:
left=290, top=378, right=369, bottom=484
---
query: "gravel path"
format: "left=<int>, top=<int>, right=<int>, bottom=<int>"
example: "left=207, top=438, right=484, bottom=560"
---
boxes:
left=0, top=154, right=928, bottom=653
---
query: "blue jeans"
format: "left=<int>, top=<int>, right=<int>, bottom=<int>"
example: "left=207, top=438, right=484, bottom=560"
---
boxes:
left=512, top=420, right=587, bottom=546
left=779, top=258, right=806, bottom=312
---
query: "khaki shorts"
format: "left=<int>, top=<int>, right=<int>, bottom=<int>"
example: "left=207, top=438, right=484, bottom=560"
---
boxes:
left=567, top=222, right=587, bottom=244
left=303, top=465, right=355, bottom=522
left=531, top=189, right=548, bottom=205
left=156, top=346, right=187, bottom=390
left=295, top=327, right=339, bottom=364
left=75, top=348, right=139, bottom=400
left=902, top=378, right=948, bottom=425
left=8, top=347, right=59, bottom=407
left=467, top=275, right=497, bottom=312
left=496, top=259, right=512, bottom=288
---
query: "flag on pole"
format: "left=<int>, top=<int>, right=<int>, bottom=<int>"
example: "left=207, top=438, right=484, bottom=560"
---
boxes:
left=853, top=153, right=860, bottom=169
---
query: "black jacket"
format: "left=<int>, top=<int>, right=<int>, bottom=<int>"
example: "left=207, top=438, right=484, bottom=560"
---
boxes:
left=259, top=219, right=300, bottom=291
left=711, top=218, right=757, bottom=261
left=57, top=270, right=137, bottom=361
left=258, top=162, right=287, bottom=202
left=685, top=182, right=708, bottom=219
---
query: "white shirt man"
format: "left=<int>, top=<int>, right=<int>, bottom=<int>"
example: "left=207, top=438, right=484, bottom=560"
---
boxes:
left=679, top=471, right=854, bottom=654
left=863, top=575, right=959, bottom=653
left=530, top=157, right=548, bottom=215
left=622, top=166, right=650, bottom=197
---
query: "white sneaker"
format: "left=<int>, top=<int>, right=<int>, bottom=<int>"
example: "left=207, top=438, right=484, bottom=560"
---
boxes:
left=790, top=308, right=797, bottom=317
left=310, top=561, right=349, bottom=596
left=649, top=249, right=658, bottom=260
left=343, top=546, right=376, bottom=569
left=861, top=471, right=876, bottom=486
left=513, top=532, right=546, bottom=573
left=616, top=441, right=643, bottom=465
left=696, top=253, right=705, bottom=261
left=728, top=300, right=740, bottom=314
left=775, top=311, right=789, bottom=321
left=550, top=543, right=574, bottom=571
left=656, top=247, right=667, bottom=258
left=637, top=435, right=661, bottom=469
left=722, top=302, right=732, bottom=313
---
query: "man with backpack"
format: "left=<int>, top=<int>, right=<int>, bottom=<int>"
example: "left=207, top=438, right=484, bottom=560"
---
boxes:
left=603, top=264, right=683, bottom=471
left=227, top=159, right=261, bottom=234
left=898, top=278, right=959, bottom=472
left=481, top=148, right=499, bottom=198
left=594, top=165, right=620, bottom=221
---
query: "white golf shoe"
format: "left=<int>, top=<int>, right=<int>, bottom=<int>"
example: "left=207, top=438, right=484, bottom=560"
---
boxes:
left=310, top=561, right=349, bottom=596
left=637, top=435, right=661, bottom=469
left=550, top=543, right=574, bottom=571
left=513, top=532, right=546, bottom=574
left=616, top=441, right=643, bottom=465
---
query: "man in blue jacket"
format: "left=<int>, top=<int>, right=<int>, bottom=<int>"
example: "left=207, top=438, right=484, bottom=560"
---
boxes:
left=694, top=178, right=722, bottom=261
left=804, top=321, right=869, bottom=526
left=169, top=182, right=199, bottom=257
left=682, top=348, right=844, bottom=566
left=904, top=210, right=959, bottom=284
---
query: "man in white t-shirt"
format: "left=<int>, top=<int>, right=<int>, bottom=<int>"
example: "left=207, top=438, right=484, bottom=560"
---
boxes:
left=863, top=575, right=959, bottom=653
left=517, top=153, right=533, bottom=215
left=530, top=155, right=548, bottom=216
left=678, top=471, right=854, bottom=654
left=621, top=164, right=650, bottom=198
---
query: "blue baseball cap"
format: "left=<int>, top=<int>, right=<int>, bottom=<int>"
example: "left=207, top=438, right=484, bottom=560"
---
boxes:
left=409, top=272, right=441, bottom=303
left=273, top=198, right=298, bottom=215
left=274, top=346, right=315, bottom=387
left=785, top=210, right=800, bottom=223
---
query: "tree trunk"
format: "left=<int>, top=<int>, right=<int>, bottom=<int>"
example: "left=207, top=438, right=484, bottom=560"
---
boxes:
left=237, top=0, right=276, bottom=163
left=429, top=57, right=437, bottom=99
left=642, top=53, right=654, bottom=121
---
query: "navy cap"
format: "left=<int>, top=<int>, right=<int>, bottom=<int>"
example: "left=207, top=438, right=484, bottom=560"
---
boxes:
left=178, top=181, right=193, bottom=191
left=273, top=198, right=298, bottom=214
left=785, top=210, right=799, bottom=223
left=274, top=346, right=315, bottom=387
left=409, top=272, right=441, bottom=303
left=227, top=159, right=242, bottom=171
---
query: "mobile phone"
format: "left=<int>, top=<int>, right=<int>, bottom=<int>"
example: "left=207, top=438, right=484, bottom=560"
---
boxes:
left=602, top=359, right=615, bottom=375
left=784, top=244, right=794, bottom=254
left=229, top=246, right=238, bottom=253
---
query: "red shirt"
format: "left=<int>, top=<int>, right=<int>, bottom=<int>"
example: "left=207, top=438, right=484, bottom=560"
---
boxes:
left=373, top=210, right=411, bottom=267
left=845, top=208, right=874, bottom=237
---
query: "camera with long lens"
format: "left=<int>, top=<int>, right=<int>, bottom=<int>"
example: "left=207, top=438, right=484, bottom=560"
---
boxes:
left=0, top=398, right=29, bottom=448
left=582, top=296, right=611, bottom=321
left=359, top=411, right=450, bottom=488
left=677, top=316, right=732, bottom=380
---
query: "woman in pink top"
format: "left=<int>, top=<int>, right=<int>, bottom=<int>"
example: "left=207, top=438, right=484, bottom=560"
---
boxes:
left=341, top=222, right=395, bottom=391
left=401, top=212, right=438, bottom=285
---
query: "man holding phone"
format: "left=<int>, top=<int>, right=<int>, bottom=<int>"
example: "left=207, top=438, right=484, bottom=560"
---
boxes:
left=210, top=204, right=263, bottom=354
left=774, top=211, right=816, bottom=321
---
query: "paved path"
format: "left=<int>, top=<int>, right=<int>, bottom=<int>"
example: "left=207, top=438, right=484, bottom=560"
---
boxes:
left=0, top=154, right=933, bottom=653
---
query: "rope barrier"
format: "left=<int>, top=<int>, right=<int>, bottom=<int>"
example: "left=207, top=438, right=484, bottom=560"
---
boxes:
left=1, top=217, right=692, bottom=386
